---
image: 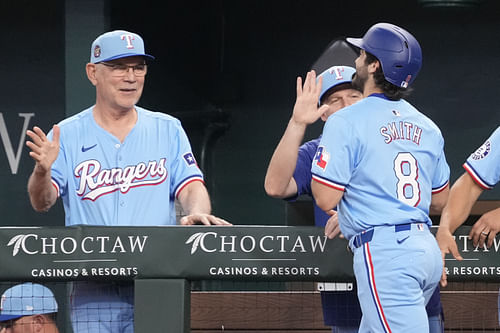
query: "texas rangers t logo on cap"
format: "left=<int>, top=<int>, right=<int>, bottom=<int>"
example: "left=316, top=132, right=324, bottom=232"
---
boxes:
left=330, top=66, right=345, bottom=80
left=121, top=34, right=136, bottom=49
left=90, top=30, right=155, bottom=63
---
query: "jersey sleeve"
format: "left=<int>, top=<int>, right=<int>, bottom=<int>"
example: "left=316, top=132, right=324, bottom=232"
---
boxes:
left=48, top=128, right=67, bottom=197
left=290, top=139, right=331, bottom=227
left=170, top=121, right=204, bottom=198
left=431, top=138, right=450, bottom=194
left=463, top=126, right=500, bottom=190
left=311, top=115, right=355, bottom=191
left=290, top=139, right=318, bottom=199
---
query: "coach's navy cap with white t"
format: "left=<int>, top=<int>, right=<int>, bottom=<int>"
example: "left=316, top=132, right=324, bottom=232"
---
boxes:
left=90, top=30, right=155, bottom=63
left=0, top=283, right=58, bottom=321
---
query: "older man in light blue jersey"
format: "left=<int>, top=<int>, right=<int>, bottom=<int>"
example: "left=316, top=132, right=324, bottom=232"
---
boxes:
left=26, top=30, right=230, bottom=333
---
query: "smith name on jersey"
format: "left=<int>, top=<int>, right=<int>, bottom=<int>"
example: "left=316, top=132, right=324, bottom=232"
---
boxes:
left=311, top=94, right=449, bottom=239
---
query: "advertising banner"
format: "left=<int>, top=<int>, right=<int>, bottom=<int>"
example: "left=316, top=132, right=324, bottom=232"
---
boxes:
left=0, top=225, right=496, bottom=282
left=0, top=226, right=353, bottom=281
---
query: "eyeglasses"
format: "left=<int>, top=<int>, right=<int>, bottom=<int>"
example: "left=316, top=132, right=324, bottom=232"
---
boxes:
left=99, top=62, right=148, bottom=77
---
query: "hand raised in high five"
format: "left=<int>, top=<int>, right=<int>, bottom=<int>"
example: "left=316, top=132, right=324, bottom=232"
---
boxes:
left=291, top=70, right=330, bottom=126
left=26, top=125, right=60, bottom=174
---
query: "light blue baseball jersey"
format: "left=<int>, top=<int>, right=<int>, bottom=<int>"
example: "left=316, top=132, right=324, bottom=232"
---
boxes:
left=311, top=94, right=450, bottom=239
left=463, top=126, right=500, bottom=189
left=48, top=106, right=203, bottom=226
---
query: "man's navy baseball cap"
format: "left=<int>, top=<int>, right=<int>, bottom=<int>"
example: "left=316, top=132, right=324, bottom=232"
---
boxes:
left=0, top=283, right=58, bottom=322
left=90, top=30, right=155, bottom=63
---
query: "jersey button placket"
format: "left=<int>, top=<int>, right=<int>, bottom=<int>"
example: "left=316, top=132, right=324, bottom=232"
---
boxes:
left=115, top=143, right=126, bottom=218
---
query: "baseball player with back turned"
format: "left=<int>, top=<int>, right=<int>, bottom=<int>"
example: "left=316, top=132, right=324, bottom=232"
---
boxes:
left=266, top=64, right=445, bottom=331
left=311, top=23, right=450, bottom=333
left=25, top=30, right=230, bottom=333
left=265, top=65, right=363, bottom=332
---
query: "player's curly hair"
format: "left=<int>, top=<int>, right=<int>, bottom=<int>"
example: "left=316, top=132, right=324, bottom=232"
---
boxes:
left=365, top=52, right=413, bottom=101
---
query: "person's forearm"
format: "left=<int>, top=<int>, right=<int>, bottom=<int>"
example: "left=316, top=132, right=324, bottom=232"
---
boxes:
left=440, top=173, right=482, bottom=234
left=430, top=186, right=449, bottom=215
left=178, top=181, right=211, bottom=215
left=264, top=119, right=306, bottom=197
left=27, top=164, right=57, bottom=212
left=311, top=180, right=342, bottom=212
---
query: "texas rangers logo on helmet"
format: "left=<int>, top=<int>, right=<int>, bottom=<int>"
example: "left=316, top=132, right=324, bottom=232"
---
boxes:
left=314, top=146, right=330, bottom=170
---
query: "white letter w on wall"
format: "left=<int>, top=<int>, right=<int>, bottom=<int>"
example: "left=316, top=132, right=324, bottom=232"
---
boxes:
left=0, top=113, right=34, bottom=174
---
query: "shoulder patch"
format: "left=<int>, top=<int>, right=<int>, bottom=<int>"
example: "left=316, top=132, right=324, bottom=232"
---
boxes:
left=470, top=140, right=491, bottom=160
left=314, top=146, right=330, bottom=170
left=183, top=152, right=197, bottom=166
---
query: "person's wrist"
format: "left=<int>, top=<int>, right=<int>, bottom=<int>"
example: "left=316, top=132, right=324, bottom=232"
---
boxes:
left=289, top=116, right=308, bottom=129
left=33, top=163, right=50, bottom=176
left=437, top=225, right=453, bottom=236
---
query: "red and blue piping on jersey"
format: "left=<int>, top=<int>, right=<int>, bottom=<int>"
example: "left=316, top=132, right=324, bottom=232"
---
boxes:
left=363, top=242, right=393, bottom=333
left=51, top=179, right=61, bottom=198
left=311, top=173, right=346, bottom=192
left=432, top=180, right=449, bottom=194
left=174, top=175, right=205, bottom=198
left=463, top=162, right=493, bottom=190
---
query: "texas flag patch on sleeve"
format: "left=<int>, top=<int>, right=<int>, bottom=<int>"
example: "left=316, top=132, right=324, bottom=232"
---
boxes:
left=183, top=152, right=197, bottom=167
left=314, top=146, right=330, bottom=170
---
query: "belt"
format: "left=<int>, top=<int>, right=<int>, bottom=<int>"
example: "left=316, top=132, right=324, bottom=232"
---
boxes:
left=349, top=223, right=428, bottom=250
left=351, top=229, right=375, bottom=249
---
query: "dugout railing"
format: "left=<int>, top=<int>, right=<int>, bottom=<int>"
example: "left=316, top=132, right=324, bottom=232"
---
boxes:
left=0, top=223, right=498, bottom=332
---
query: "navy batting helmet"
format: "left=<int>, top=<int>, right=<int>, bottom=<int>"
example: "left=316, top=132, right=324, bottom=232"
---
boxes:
left=347, top=23, right=422, bottom=88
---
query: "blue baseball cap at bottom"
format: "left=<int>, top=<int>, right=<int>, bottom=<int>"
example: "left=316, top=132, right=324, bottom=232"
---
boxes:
left=0, top=283, right=58, bottom=322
